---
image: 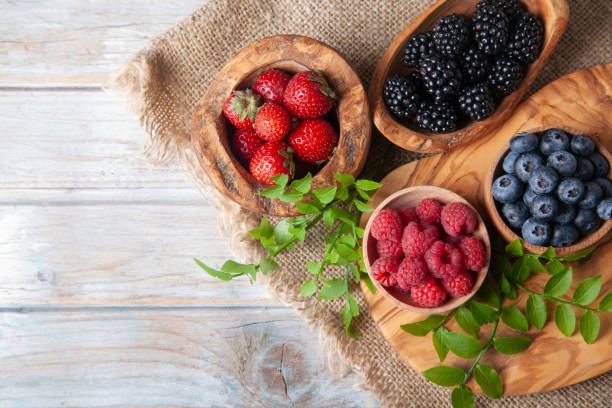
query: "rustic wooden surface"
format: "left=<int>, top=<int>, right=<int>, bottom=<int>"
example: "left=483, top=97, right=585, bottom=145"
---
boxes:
left=368, top=0, right=569, bottom=153
left=361, top=64, right=612, bottom=395
left=0, top=2, right=380, bottom=406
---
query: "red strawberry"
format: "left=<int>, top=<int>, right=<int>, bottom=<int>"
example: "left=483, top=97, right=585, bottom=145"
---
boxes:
left=232, top=127, right=265, bottom=163
left=223, top=89, right=262, bottom=129
left=283, top=71, right=336, bottom=119
left=254, top=102, right=292, bottom=142
left=287, top=118, right=337, bottom=163
left=249, top=142, right=293, bottom=185
left=252, top=69, right=291, bottom=104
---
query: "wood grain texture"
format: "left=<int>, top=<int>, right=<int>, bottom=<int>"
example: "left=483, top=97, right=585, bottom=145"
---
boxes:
left=192, top=35, right=371, bottom=216
left=361, top=64, right=612, bottom=395
left=368, top=0, right=569, bottom=153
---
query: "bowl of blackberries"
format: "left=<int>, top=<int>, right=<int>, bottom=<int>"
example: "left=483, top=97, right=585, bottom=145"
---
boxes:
left=485, top=128, right=612, bottom=256
left=369, top=0, right=568, bottom=153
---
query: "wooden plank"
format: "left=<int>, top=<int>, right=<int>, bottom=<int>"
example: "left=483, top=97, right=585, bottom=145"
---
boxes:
left=0, top=307, right=378, bottom=407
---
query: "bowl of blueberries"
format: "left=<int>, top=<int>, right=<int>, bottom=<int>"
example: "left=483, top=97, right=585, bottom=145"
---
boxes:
left=485, top=127, right=612, bottom=256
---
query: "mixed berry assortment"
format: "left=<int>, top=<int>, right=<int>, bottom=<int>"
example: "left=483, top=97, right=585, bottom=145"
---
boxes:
left=223, top=69, right=339, bottom=184
left=369, top=199, right=486, bottom=308
left=383, top=0, right=543, bottom=133
left=492, top=129, right=612, bottom=247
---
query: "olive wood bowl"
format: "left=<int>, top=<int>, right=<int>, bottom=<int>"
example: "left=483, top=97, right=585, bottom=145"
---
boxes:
left=191, top=35, right=371, bottom=216
left=368, top=0, right=569, bottom=153
left=484, top=126, right=612, bottom=256
left=363, top=186, right=491, bottom=315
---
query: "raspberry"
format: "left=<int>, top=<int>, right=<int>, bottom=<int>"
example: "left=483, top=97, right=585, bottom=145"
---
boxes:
left=416, top=198, right=443, bottom=225
left=411, top=278, right=448, bottom=308
left=397, top=257, right=430, bottom=289
left=459, top=236, right=486, bottom=271
left=399, top=207, right=418, bottom=225
left=376, top=239, right=403, bottom=259
left=444, top=234, right=464, bottom=247
left=441, top=202, right=478, bottom=236
left=442, top=270, right=474, bottom=297
left=401, top=221, right=439, bottom=259
left=370, top=257, right=399, bottom=287
left=424, top=240, right=463, bottom=280
left=371, top=209, right=403, bottom=242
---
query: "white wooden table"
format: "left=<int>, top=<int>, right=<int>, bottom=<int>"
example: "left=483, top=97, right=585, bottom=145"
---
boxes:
left=0, top=2, right=380, bottom=406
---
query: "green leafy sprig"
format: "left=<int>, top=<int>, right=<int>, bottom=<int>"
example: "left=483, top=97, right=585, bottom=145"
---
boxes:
left=194, top=172, right=381, bottom=338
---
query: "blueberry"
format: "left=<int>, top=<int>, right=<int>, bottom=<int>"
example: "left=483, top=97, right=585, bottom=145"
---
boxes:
left=523, top=186, right=538, bottom=207
left=578, top=181, right=603, bottom=209
left=502, top=202, right=530, bottom=229
left=589, top=152, right=610, bottom=177
left=557, top=178, right=585, bottom=204
left=575, top=158, right=595, bottom=181
left=540, top=128, right=569, bottom=155
left=597, top=198, right=612, bottom=220
left=554, top=203, right=577, bottom=224
left=571, top=134, right=596, bottom=157
left=492, top=174, right=524, bottom=203
left=546, top=150, right=577, bottom=177
left=510, top=132, right=538, bottom=153
left=595, top=177, right=612, bottom=197
left=574, top=208, right=602, bottom=236
left=529, top=166, right=559, bottom=194
left=530, top=194, right=558, bottom=220
left=503, top=151, right=521, bottom=174
left=550, top=224, right=579, bottom=247
left=522, top=217, right=551, bottom=246
left=515, top=152, right=545, bottom=183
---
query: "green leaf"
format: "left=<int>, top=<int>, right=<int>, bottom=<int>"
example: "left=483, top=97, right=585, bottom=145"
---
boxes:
left=470, top=300, right=498, bottom=325
left=506, top=285, right=518, bottom=300
left=335, top=243, right=360, bottom=262
left=501, top=306, right=529, bottom=332
left=334, top=173, right=355, bottom=187
left=356, top=188, right=372, bottom=201
left=599, top=292, right=612, bottom=311
left=474, top=364, right=503, bottom=399
left=270, top=173, right=289, bottom=187
left=346, top=323, right=361, bottom=339
left=510, top=257, right=530, bottom=282
left=273, top=219, right=295, bottom=246
left=543, top=267, right=572, bottom=297
left=313, top=186, right=337, bottom=205
left=541, top=246, right=556, bottom=259
left=194, top=258, right=233, bottom=281
left=221, top=260, right=257, bottom=276
left=350, top=263, right=360, bottom=283
left=289, top=224, right=306, bottom=245
left=555, top=304, right=575, bottom=337
left=526, top=255, right=546, bottom=273
left=559, top=247, right=595, bottom=262
left=322, top=208, right=335, bottom=228
left=443, top=331, right=482, bottom=359
left=318, top=278, right=346, bottom=300
left=339, top=235, right=357, bottom=248
left=335, top=184, right=349, bottom=201
left=259, top=184, right=285, bottom=199
left=432, top=327, right=449, bottom=362
left=355, top=179, right=382, bottom=191
left=296, top=202, right=321, bottom=214
left=579, top=310, right=600, bottom=344
left=353, top=199, right=374, bottom=212
left=451, top=385, right=474, bottom=408
left=330, top=208, right=355, bottom=225
left=362, top=273, right=376, bottom=294
left=572, top=275, right=603, bottom=306
left=499, top=273, right=512, bottom=295
left=422, top=366, right=466, bottom=387
left=526, top=295, right=547, bottom=330
left=301, top=279, right=317, bottom=297
left=306, top=261, right=322, bottom=275
left=354, top=226, right=365, bottom=238
left=477, top=281, right=501, bottom=308
left=494, top=254, right=512, bottom=279
left=279, top=191, right=303, bottom=203
left=400, top=315, right=445, bottom=337
left=259, top=257, right=280, bottom=275
left=505, top=239, right=523, bottom=256
left=546, top=259, right=565, bottom=275
left=347, top=293, right=359, bottom=317
left=455, top=306, right=480, bottom=338
left=289, top=173, right=312, bottom=193
left=342, top=305, right=352, bottom=329
left=493, top=336, right=533, bottom=354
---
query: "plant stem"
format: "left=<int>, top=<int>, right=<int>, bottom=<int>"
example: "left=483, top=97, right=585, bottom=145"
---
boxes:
left=316, top=220, right=343, bottom=278
left=462, top=317, right=500, bottom=385
left=435, top=309, right=456, bottom=330
left=515, top=283, right=603, bottom=312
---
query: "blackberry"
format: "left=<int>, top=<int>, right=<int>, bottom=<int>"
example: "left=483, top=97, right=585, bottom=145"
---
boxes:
left=415, top=100, right=457, bottom=133
left=420, top=56, right=462, bottom=102
left=460, top=47, right=492, bottom=83
left=507, top=14, right=544, bottom=63
left=488, top=57, right=524, bottom=95
left=432, top=13, right=470, bottom=58
left=477, top=0, right=525, bottom=22
left=383, top=74, right=422, bottom=119
left=403, top=32, right=437, bottom=68
left=458, top=83, right=496, bottom=121
left=472, top=5, right=509, bottom=56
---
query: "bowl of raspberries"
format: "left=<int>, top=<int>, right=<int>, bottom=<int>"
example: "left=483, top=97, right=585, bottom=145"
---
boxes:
left=486, top=128, right=612, bottom=256
left=363, top=186, right=490, bottom=313
left=369, top=0, right=568, bottom=153
left=192, top=35, right=371, bottom=216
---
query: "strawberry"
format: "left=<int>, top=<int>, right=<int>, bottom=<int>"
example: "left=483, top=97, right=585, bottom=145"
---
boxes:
left=254, top=102, right=291, bottom=142
left=249, top=142, right=294, bottom=185
left=287, top=118, right=337, bottom=164
left=223, top=89, right=262, bottom=129
left=283, top=71, right=336, bottom=119
left=231, top=127, right=265, bottom=163
left=252, top=69, right=291, bottom=104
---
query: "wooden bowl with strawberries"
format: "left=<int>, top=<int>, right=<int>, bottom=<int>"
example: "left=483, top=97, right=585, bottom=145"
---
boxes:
left=191, top=35, right=371, bottom=216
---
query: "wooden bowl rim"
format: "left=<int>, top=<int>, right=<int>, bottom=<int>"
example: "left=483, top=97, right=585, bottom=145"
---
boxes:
left=363, top=186, right=491, bottom=315
left=484, top=125, right=612, bottom=256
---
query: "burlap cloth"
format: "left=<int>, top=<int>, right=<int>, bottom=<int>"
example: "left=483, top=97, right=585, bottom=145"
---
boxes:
left=109, top=1, right=612, bottom=406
